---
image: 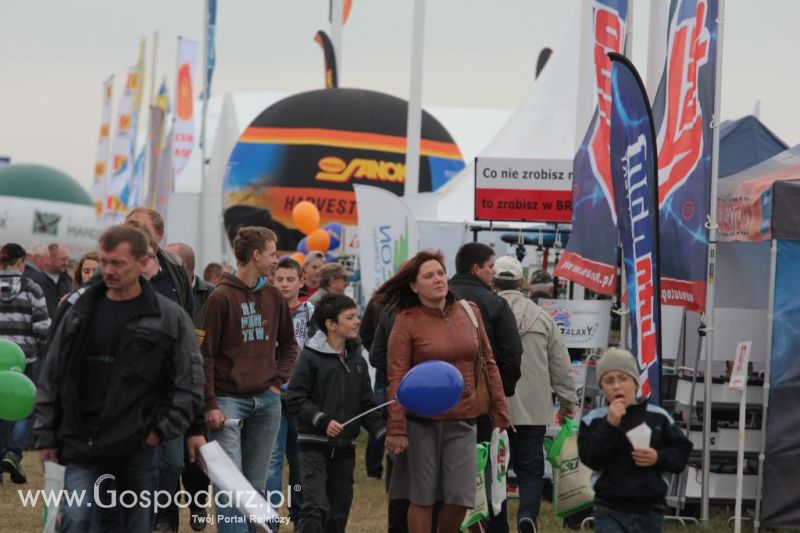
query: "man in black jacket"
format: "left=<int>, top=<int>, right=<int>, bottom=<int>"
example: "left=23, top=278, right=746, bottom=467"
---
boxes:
left=449, top=242, right=523, bottom=533
left=24, top=242, right=58, bottom=317
left=33, top=225, right=205, bottom=533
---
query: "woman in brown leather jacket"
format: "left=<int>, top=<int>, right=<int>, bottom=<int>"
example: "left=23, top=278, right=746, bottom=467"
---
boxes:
left=383, top=250, right=510, bottom=533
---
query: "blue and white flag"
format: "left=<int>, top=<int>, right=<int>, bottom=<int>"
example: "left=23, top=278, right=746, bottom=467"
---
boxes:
left=609, top=53, right=663, bottom=402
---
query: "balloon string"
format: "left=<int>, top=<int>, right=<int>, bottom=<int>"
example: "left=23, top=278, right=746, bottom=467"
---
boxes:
left=341, top=398, right=397, bottom=427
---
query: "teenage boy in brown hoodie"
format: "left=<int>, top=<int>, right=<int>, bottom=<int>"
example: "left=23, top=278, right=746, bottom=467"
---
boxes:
left=200, top=226, right=298, bottom=533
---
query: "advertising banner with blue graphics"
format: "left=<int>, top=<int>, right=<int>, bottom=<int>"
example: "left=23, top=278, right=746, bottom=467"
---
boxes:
left=555, top=0, right=628, bottom=295
left=354, top=184, right=418, bottom=300
left=652, top=0, right=718, bottom=313
left=762, top=240, right=800, bottom=528
left=609, top=53, right=662, bottom=402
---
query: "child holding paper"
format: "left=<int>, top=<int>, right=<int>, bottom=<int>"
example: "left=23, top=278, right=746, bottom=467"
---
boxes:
left=578, top=348, right=692, bottom=533
left=286, top=293, right=386, bottom=533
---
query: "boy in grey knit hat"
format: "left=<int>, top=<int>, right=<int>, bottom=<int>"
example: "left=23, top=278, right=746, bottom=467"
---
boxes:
left=577, top=348, right=692, bottom=533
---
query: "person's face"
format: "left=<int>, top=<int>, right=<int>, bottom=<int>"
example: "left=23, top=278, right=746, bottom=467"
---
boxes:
left=100, top=242, right=147, bottom=292
left=411, top=259, right=448, bottom=305
left=304, top=258, right=324, bottom=285
left=52, top=245, right=69, bottom=271
left=142, top=247, right=159, bottom=280
left=599, top=371, right=638, bottom=406
left=80, top=258, right=99, bottom=285
left=31, top=252, right=51, bottom=271
left=253, top=240, right=278, bottom=276
left=328, top=275, right=348, bottom=295
left=275, top=267, right=303, bottom=301
left=327, top=307, right=360, bottom=340
left=472, top=256, right=496, bottom=288
left=127, top=212, right=163, bottom=244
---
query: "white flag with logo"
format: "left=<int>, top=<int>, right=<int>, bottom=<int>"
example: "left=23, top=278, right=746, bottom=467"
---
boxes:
left=107, top=65, right=141, bottom=219
left=92, top=76, right=113, bottom=217
left=354, top=185, right=419, bottom=299
left=172, top=37, right=198, bottom=180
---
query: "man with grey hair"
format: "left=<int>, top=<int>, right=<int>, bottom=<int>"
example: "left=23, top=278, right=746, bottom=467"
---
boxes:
left=493, top=256, right=576, bottom=533
left=24, top=242, right=58, bottom=316
left=47, top=243, right=73, bottom=297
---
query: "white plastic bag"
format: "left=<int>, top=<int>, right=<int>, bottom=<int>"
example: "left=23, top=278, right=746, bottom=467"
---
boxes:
left=43, top=461, right=66, bottom=533
left=490, top=428, right=511, bottom=515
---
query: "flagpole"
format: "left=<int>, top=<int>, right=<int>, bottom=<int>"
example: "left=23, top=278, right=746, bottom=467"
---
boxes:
left=404, top=0, right=426, bottom=197
left=700, top=0, right=725, bottom=525
left=199, top=0, right=209, bottom=266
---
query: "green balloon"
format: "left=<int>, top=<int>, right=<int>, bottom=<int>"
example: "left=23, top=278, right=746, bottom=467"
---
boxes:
left=0, top=339, right=26, bottom=373
left=0, top=371, right=36, bottom=421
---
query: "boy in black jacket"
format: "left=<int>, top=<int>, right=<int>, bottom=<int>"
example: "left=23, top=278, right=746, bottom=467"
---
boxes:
left=578, top=348, right=692, bottom=533
left=286, top=294, right=386, bottom=533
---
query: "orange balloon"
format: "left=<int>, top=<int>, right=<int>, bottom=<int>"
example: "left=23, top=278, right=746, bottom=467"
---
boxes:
left=306, top=228, right=331, bottom=253
left=292, top=201, right=320, bottom=235
left=289, top=252, right=306, bottom=264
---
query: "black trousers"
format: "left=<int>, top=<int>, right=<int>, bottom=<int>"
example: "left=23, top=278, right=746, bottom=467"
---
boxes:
left=296, top=445, right=355, bottom=533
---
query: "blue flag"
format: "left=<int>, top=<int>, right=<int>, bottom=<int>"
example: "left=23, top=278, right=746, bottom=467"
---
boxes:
left=609, top=53, right=663, bottom=403
left=206, top=0, right=217, bottom=99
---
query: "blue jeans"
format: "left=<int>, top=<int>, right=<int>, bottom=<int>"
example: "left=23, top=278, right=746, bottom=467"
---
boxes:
left=155, top=436, right=184, bottom=526
left=265, top=406, right=302, bottom=523
left=212, top=389, right=282, bottom=533
left=59, top=445, right=160, bottom=533
left=593, top=504, right=665, bottom=533
left=509, top=425, right=546, bottom=525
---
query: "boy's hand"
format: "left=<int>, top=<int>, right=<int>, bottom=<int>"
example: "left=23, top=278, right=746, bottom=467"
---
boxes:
left=607, top=399, right=627, bottom=427
left=326, top=420, right=344, bottom=438
left=632, top=447, right=658, bottom=467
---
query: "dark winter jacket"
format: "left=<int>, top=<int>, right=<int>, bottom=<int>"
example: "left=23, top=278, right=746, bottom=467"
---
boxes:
left=578, top=400, right=693, bottom=512
left=366, top=309, right=395, bottom=391
left=286, top=330, right=386, bottom=449
left=191, top=276, right=215, bottom=327
left=33, top=278, right=204, bottom=465
left=158, top=248, right=194, bottom=319
left=449, top=273, right=523, bottom=396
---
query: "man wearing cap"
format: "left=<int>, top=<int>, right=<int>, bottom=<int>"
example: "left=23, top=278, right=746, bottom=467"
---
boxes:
left=578, top=348, right=692, bottom=532
left=0, top=243, right=51, bottom=484
left=493, top=256, right=576, bottom=533
left=528, top=269, right=554, bottom=304
left=308, top=262, right=352, bottom=306
left=299, top=251, right=325, bottom=303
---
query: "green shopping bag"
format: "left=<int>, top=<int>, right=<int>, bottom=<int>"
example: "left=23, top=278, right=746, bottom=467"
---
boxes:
left=460, top=443, right=489, bottom=530
left=544, top=418, right=594, bottom=517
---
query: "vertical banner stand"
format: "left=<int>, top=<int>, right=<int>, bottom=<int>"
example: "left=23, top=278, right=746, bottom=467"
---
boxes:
left=729, top=341, right=752, bottom=533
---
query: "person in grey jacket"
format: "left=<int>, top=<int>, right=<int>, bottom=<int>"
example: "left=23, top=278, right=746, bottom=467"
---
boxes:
left=494, top=256, right=576, bottom=533
left=33, top=225, right=205, bottom=533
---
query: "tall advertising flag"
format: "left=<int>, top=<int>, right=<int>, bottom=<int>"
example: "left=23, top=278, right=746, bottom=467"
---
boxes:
left=354, top=185, right=418, bottom=300
left=173, top=37, right=198, bottom=180
left=206, top=0, right=217, bottom=99
left=92, top=76, right=114, bottom=217
left=652, top=0, right=717, bottom=312
left=107, top=65, right=141, bottom=218
left=609, top=53, right=663, bottom=402
left=554, top=0, right=628, bottom=295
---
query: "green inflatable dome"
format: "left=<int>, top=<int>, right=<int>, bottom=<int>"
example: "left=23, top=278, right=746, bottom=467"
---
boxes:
left=0, top=164, right=92, bottom=206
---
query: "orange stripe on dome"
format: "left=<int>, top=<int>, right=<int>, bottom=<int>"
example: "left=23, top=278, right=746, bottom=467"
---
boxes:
left=239, top=127, right=462, bottom=159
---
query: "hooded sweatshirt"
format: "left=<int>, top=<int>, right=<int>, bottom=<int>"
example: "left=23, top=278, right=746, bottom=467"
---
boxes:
left=0, top=268, right=51, bottom=362
left=200, top=272, right=298, bottom=411
left=497, top=289, right=576, bottom=426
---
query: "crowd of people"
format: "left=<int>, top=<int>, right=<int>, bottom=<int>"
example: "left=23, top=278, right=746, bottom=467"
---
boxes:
left=0, top=206, right=691, bottom=533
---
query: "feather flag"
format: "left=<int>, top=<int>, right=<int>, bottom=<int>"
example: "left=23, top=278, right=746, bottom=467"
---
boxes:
left=172, top=37, right=198, bottom=180
left=92, top=76, right=114, bottom=217
left=106, top=65, right=141, bottom=219
left=314, top=31, right=338, bottom=88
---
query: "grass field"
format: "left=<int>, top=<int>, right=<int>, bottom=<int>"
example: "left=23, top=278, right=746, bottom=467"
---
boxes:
left=1, top=442, right=793, bottom=533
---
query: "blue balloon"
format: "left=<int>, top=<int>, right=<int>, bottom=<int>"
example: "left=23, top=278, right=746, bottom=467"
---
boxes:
left=324, top=253, right=336, bottom=263
left=297, top=237, right=309, bottom=254
left=324, top=222, right=343, bottom=250
left=396, top=360, right=464, bottom=417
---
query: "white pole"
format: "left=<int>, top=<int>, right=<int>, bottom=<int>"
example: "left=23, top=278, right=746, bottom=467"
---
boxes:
left=700, top=0, right=725, bottom=525
left=150, top=30, right=159, bottom=106
left=754, top=239, right=777, bottom=532
left=645, top=0, right=669, bottom=100
left=404, top=0, right=426, bottom=197
left=574, top=0, right=594, bottom=151
left=734, top=380, right=747, bottom=533
left=330, top=0, right=343, bottom=84
left=198, top=1, right=209, bottom=265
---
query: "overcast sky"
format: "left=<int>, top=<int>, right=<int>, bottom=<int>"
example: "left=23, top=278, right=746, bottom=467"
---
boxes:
left=2, top=0, right=799, bottom=190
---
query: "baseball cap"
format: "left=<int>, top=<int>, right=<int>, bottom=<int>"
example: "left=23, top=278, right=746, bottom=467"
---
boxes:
left=494, top=256, right=523, bottom=280
left=320, top=262, right=353, bottom=281
left=530, top=269, right=553, bottom=285
left=304, top=251, right=325, bottom=265
left=0, top=243, right=26, bottom=263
